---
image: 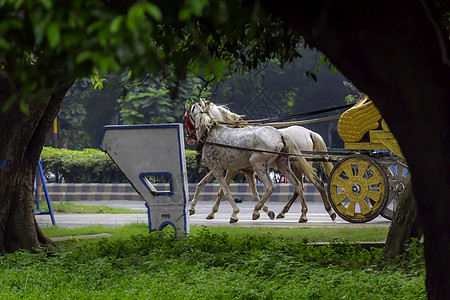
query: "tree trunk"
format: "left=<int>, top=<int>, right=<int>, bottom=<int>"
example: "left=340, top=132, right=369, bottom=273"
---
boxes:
left=0, top=70, right=74, bottom=253
left=384, top=182, right=423, bottom=259
left=262, top=1, right=450, bottom=298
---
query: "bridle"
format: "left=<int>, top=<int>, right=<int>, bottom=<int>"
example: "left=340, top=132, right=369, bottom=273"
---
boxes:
left=184, top=103, right=214, bottom=142
left=184, top=110, right=198, bottom=141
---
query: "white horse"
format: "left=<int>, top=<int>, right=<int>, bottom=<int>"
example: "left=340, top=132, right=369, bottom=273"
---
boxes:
left=186, top=101, right=336, bottom=222
left=186, top=100, right=335, bottom=222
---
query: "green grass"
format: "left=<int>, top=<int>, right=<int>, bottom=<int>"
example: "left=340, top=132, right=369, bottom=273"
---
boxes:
left=0, top=227, right=425, bottom=299
left=41, top=224, right=389, bottom=243
left=42, top=223, right=148, bottom=239
left=35, top=201, right=142, bottom=214
left=198, top=225, right=389, bottom=243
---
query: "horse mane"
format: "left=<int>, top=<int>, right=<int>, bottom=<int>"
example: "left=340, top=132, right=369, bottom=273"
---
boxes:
left=213, top=104, right=244, bottom=121
left=186, top=99, right=247, bottom=137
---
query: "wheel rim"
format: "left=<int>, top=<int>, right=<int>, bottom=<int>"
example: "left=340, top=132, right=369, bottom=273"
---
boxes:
left=328, top=155, right=388, bottom=223
left=380, top=161, right=410, bottom=220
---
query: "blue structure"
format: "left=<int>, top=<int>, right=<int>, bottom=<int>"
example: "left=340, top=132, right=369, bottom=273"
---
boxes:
left=34, top=159, right=56, bottom=225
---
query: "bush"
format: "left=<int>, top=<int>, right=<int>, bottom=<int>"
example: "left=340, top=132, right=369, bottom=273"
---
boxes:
left=41, top=147, right=127, bottom=183
left=40, top=147, right=209, bottom=183
left=185, top=149, right=209, bottom=183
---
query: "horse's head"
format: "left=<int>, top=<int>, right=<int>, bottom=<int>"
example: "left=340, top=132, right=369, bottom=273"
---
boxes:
left=183, top=111, right=196, bottom=145
left=184, top=99, right=213, bottom=142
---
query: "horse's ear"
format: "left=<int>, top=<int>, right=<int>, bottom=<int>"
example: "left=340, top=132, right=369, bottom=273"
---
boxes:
left=185, top=99, right=194, bottom=109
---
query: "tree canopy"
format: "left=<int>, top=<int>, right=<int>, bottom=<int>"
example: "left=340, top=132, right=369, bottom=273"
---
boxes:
left=1, top=0, right=304, bottom=107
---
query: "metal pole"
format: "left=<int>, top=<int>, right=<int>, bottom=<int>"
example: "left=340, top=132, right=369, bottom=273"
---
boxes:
left=53, top=117, right=58, bottom=148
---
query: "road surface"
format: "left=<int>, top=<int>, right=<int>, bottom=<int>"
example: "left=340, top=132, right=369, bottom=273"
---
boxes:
left=36, top=201, right=391, bottom=228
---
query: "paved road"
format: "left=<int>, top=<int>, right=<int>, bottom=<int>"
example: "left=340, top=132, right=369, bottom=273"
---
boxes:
left=36, top=200, right=391, bottom=228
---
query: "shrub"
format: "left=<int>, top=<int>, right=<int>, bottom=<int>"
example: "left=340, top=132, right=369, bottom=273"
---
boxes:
left=41, top=147, right=127, bottom=183
left=40, top=147, right=209, bottom=183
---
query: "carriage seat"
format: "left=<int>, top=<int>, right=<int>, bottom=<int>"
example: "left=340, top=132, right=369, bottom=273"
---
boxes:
left=337, top=97, right=382, bottom=143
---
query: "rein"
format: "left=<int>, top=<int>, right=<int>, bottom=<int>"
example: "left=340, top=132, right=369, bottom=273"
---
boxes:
left=202, top=140, right=350, bottom=162
left=184, top=102, right=352, bottom=162
left=211, top=114, right=341, bottom=127
left=208, top=103, right=353, bottom=127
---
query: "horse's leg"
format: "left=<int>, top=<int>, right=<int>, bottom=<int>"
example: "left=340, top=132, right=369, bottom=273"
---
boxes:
left=250, top=161, right=276, bottom=220
left=310, top=173, right=336, bottom=221
left=189, top=171, right=215, bottom=215
left=242, top=169, right=275, bottom=220
left=276, top=156, right=308, bottom=222
left=206, top=169, right=240, bottom=219
left=208, top=169, right=240, bottom=223
left=277, top=161, right=302, bottom=218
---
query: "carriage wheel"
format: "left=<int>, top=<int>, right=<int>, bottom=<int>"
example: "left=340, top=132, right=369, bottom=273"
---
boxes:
left=380, top=161, right=410, bottom=220
left=327, top=155, right=389, bottom=223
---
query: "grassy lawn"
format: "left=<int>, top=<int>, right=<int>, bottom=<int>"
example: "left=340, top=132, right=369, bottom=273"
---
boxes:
left=40, top=223, right=389, bottom=243
left=36, top=201, right=142, bottom=214
left=0, top=225, right=425, bottom=299
left=20, top=204, right=422, bottom=299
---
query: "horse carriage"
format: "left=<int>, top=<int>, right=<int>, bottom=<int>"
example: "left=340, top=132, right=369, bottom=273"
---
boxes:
left=326, top=97, right=409, bottom=223
left=184, top=97, right=409, bottom=224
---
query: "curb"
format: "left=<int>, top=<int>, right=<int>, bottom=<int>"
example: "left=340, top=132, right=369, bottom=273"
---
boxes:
left=44, top=183, right=326, bottom=203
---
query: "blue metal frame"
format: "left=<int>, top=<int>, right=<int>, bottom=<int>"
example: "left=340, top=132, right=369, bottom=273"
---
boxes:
left=34, top=160, right=56, bottom=225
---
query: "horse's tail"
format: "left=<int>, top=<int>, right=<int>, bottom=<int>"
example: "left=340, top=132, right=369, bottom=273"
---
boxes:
left=310, top=132, right=334, bottom=178
left=281, top=133, right=320, bottom=183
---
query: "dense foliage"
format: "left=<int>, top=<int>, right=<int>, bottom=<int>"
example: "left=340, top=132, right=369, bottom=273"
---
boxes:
left=0, top=0, right=305, bottom=108
left=40, top=147, right=209, bottom=183
left=50, top=49, right=350, bottom=151
left=0, top=228, right=425, bottom=298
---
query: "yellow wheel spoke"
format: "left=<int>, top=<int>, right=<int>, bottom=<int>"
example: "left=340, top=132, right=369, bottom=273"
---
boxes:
left=335, top=193, right=347, bottom=205
left=332, top=176, right=347, bottom=188
left=343, top=164, right=354, bottom=178
left=360, top=200, right=371, bottom=215
left=345, top=201, right=356, bottom=217
left=357, top=161, right=370, bottom=179
left=366, top=175, right=382, bottom=186
left=367, top=190, right=382, bottom=202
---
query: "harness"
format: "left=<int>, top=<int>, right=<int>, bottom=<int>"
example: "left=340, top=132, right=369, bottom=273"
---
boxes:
left=184, top=111, right=198, bottom=140
left=184, top=103, right=351, bottom=162
left=184, top=110, right=210, bottom=162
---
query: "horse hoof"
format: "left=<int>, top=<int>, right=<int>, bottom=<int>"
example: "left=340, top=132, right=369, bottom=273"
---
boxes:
left=276, top=213, right=285, bottom=219
left=252, top=213, right=260, bottom=220
left=268, top=211, right=275, bottom=220
left=298, top=217, right=308, bottom=223
left=330, top=212, right=336, bottom=221
left=189, top=209, right=195, bottom=216
left=206, top=214, right=215, bottom=220
left=230, top=217, right=238, bottom=223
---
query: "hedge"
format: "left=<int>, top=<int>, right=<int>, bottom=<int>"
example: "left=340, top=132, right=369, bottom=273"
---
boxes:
left=40, top=147, right=210, bottom=183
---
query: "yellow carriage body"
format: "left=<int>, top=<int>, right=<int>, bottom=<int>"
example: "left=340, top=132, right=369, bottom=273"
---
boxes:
left=326, top=97, right=408, bottom=223
left=337, top=97, right=404, bottom=158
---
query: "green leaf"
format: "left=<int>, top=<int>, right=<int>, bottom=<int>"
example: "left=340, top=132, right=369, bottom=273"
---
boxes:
left=76, top=51, right=91, bottom=64
left=0, top=37, right=10, bottom=50
left=143, top=2, right=162, bottom=21
left=126, top=5, right=144, bottom=31
left=19, top=98, right=30, bottom=115
left=46, top=22, right=60, bottom=48
left=39, top=0, right=52, bottom=10
left=110, top=15, right=123, bottom=34
left=178, top=9, right=190, bottom=21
